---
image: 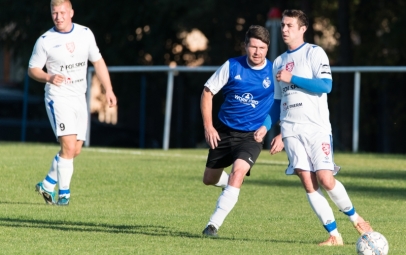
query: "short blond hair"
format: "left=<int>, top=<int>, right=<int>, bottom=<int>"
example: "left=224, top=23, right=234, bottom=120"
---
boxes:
left=50, top=0, right=72, bottom=8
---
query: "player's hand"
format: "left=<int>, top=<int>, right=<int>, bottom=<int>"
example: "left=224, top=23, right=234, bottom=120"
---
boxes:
left=254, top=126, right=267, bottom=143
left=50, top=74, right=65, bottom=86
left=269, top=133, right=284, bottom=155
left=276, top=70, right=292, bottom=83
left=105, top=90, right=117, bottom=108
left=204, top=126, right=220, bottom=149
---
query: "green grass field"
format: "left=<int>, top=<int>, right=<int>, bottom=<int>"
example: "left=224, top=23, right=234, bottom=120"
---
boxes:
left=0, top=142, right=404, bottom=254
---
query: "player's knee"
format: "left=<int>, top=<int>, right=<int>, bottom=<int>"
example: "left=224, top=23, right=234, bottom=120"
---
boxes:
left=318, top=176, right=336, bottom=190
left=74, top=148, right=81, bottom=158
left=202, top=169, right=222, bottom=185
left=61, top=145, right=75, bottom=157
left=228, top=170, right=246, bottom=183
left=202, top=178, right=210, bottom=185
left=202, top=175, right=215, bottom=185
left=295, top=170, right=307, bottom=180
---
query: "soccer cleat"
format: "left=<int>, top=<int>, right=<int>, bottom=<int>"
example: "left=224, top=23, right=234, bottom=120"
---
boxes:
left=35, top=182, right=56, bottom=205
left=318, top=234, right=344, bottom=246
left=56, top=196, right=70, bottom=206
left=353, top=216, right=373, bottom=235
left=202, top=224, right=218, bottom=238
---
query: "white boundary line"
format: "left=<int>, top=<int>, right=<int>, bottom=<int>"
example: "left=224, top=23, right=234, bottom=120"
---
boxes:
left=83, top=147, right=288, bottom=165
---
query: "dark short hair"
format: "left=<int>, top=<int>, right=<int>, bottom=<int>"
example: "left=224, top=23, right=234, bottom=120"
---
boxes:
left=244, top=25, right=270, bottom=46
left=282, top=9, right=309, bottom=29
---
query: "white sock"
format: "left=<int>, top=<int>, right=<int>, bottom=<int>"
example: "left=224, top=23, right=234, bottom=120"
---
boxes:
left=42, top=154, right=59, bottom=192
left=326, top=180, right=358, bottom=222
left=207, top=185, right=240, bottom=229
left=307, top=189, right=338, bottom=235
left=214, top=171, right=229, bottom=188
left=57, top=156, right=74, bottom=198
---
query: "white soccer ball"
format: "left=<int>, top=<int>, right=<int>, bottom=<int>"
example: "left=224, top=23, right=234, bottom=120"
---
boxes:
left=356, top=231, right=389, bottom=255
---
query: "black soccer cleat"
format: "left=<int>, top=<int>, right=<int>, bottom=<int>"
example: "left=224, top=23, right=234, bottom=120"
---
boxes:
left=202, top=224, right=218, bottom=238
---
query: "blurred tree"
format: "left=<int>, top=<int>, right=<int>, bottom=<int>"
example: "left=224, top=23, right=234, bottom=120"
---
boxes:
left=0, top=0, right=405, bottom=152
left=336, top=0, right=353, bottom=151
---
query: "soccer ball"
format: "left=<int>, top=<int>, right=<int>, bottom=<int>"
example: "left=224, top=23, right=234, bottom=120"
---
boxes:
left=356, top=231, right=389, bottom=255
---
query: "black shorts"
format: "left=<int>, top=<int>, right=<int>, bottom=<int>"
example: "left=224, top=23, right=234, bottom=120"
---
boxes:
left=205, top=121, right=263, bottom=176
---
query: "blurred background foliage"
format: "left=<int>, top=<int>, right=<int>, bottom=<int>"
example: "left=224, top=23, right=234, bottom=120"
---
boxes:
left=0, top=0, right=405, bottom=153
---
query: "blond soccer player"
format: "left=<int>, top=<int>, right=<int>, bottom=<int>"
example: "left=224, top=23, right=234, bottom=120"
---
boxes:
left=28, top=0, right=116, bottom=205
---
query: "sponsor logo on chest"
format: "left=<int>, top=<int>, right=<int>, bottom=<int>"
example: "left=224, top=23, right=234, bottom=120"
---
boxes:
left=235, top=93, right=259, bottom=108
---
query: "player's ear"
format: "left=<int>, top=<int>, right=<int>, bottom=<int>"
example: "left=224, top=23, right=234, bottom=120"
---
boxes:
left=70, top=9, right=74, bottom=18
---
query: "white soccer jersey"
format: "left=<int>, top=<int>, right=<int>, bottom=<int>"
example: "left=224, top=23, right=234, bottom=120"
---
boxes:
left=273, top=43, right=332, bottom=137
left=29, top=23, right=102, bottom=97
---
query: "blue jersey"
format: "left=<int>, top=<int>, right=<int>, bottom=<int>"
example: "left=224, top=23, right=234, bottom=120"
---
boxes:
left=205, top=55, right=276, bottom=131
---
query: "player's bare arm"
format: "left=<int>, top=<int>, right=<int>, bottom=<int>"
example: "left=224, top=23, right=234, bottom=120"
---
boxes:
left=92, top=58, right=117, bottom=107
left=276, top=69, right=293, bottom=83
left=269, top=133, right=284, bottom=155
left=28, top=67, right=65, bottom=86
left=254, top=126, right=267, bottom=143
left=200, top=87, right=220, bottom=149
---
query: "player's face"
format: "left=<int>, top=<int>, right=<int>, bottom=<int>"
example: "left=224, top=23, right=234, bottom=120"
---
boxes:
left=280, top=16, right=306, bottom=50
left=245, top=38, right=268, bottom=67
left=51, top=2, right=74, bottom=32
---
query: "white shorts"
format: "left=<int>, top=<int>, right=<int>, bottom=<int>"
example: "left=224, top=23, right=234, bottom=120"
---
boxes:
left=45, top=94, right=88, bottom=141
left=283, top=132, right=340, bottom=175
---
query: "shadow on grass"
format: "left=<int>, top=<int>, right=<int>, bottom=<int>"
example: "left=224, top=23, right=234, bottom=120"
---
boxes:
left=0, top=201, right=42, bottom=205
left=246, top=170, right=406, bottom=200
left=0, top=216, right=198, bottom=237
left=0, top=216, right=315, bottom=244
left=337, top=169, right=406, bottom=181
left=241, top=161, right=406, bottom=200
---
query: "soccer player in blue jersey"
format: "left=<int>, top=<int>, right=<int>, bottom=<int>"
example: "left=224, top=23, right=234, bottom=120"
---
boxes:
left=273, top=9, right=373, bottom=245
left=28, top=0, right=117, bottom=206
left=201, top=25, right=284, bottom=237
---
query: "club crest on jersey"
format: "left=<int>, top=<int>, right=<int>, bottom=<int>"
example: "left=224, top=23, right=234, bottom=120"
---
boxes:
left=66, top=42, right=75, bottom=53
left=262, top=77, right=271, bottom=89
left=322, top=143, right=331, bottom=155
left=285, top=62, right=294, bottom=72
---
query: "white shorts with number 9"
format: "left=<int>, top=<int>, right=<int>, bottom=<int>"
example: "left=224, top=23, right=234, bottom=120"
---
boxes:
left=45, top=94, right=88, bottom=141
left=283, top=132, right=340, bottom=175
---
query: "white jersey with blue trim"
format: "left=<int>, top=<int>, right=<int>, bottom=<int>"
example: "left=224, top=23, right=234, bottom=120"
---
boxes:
left=29, top=23, right=102, bottom=97
left=273, top=43, right=332, bottom=137
left=205, top=55, right=275, bottom=131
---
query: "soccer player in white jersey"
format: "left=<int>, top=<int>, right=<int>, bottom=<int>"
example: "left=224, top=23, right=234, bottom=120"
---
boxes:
left=273, top=9, right=373, bottom=245
left=201, top=25, right=284, bottom=237
left=28, top=0, right=117, bottom=206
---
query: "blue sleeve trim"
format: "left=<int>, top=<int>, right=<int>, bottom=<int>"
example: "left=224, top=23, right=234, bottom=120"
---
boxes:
left=262, top=99, right=281, bottom=131
left=262, top=114, right=271, bottom=131
left=291, top=76, right=332, bottom=93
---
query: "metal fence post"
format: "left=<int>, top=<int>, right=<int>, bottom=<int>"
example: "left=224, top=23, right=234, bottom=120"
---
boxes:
left=163, top=70, right=174, bottom=150
left=352, top=71, right=361, bottom=153
left=21, top=73, right=29, bottom=142
left=85, top=69, right=93, bottom=147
